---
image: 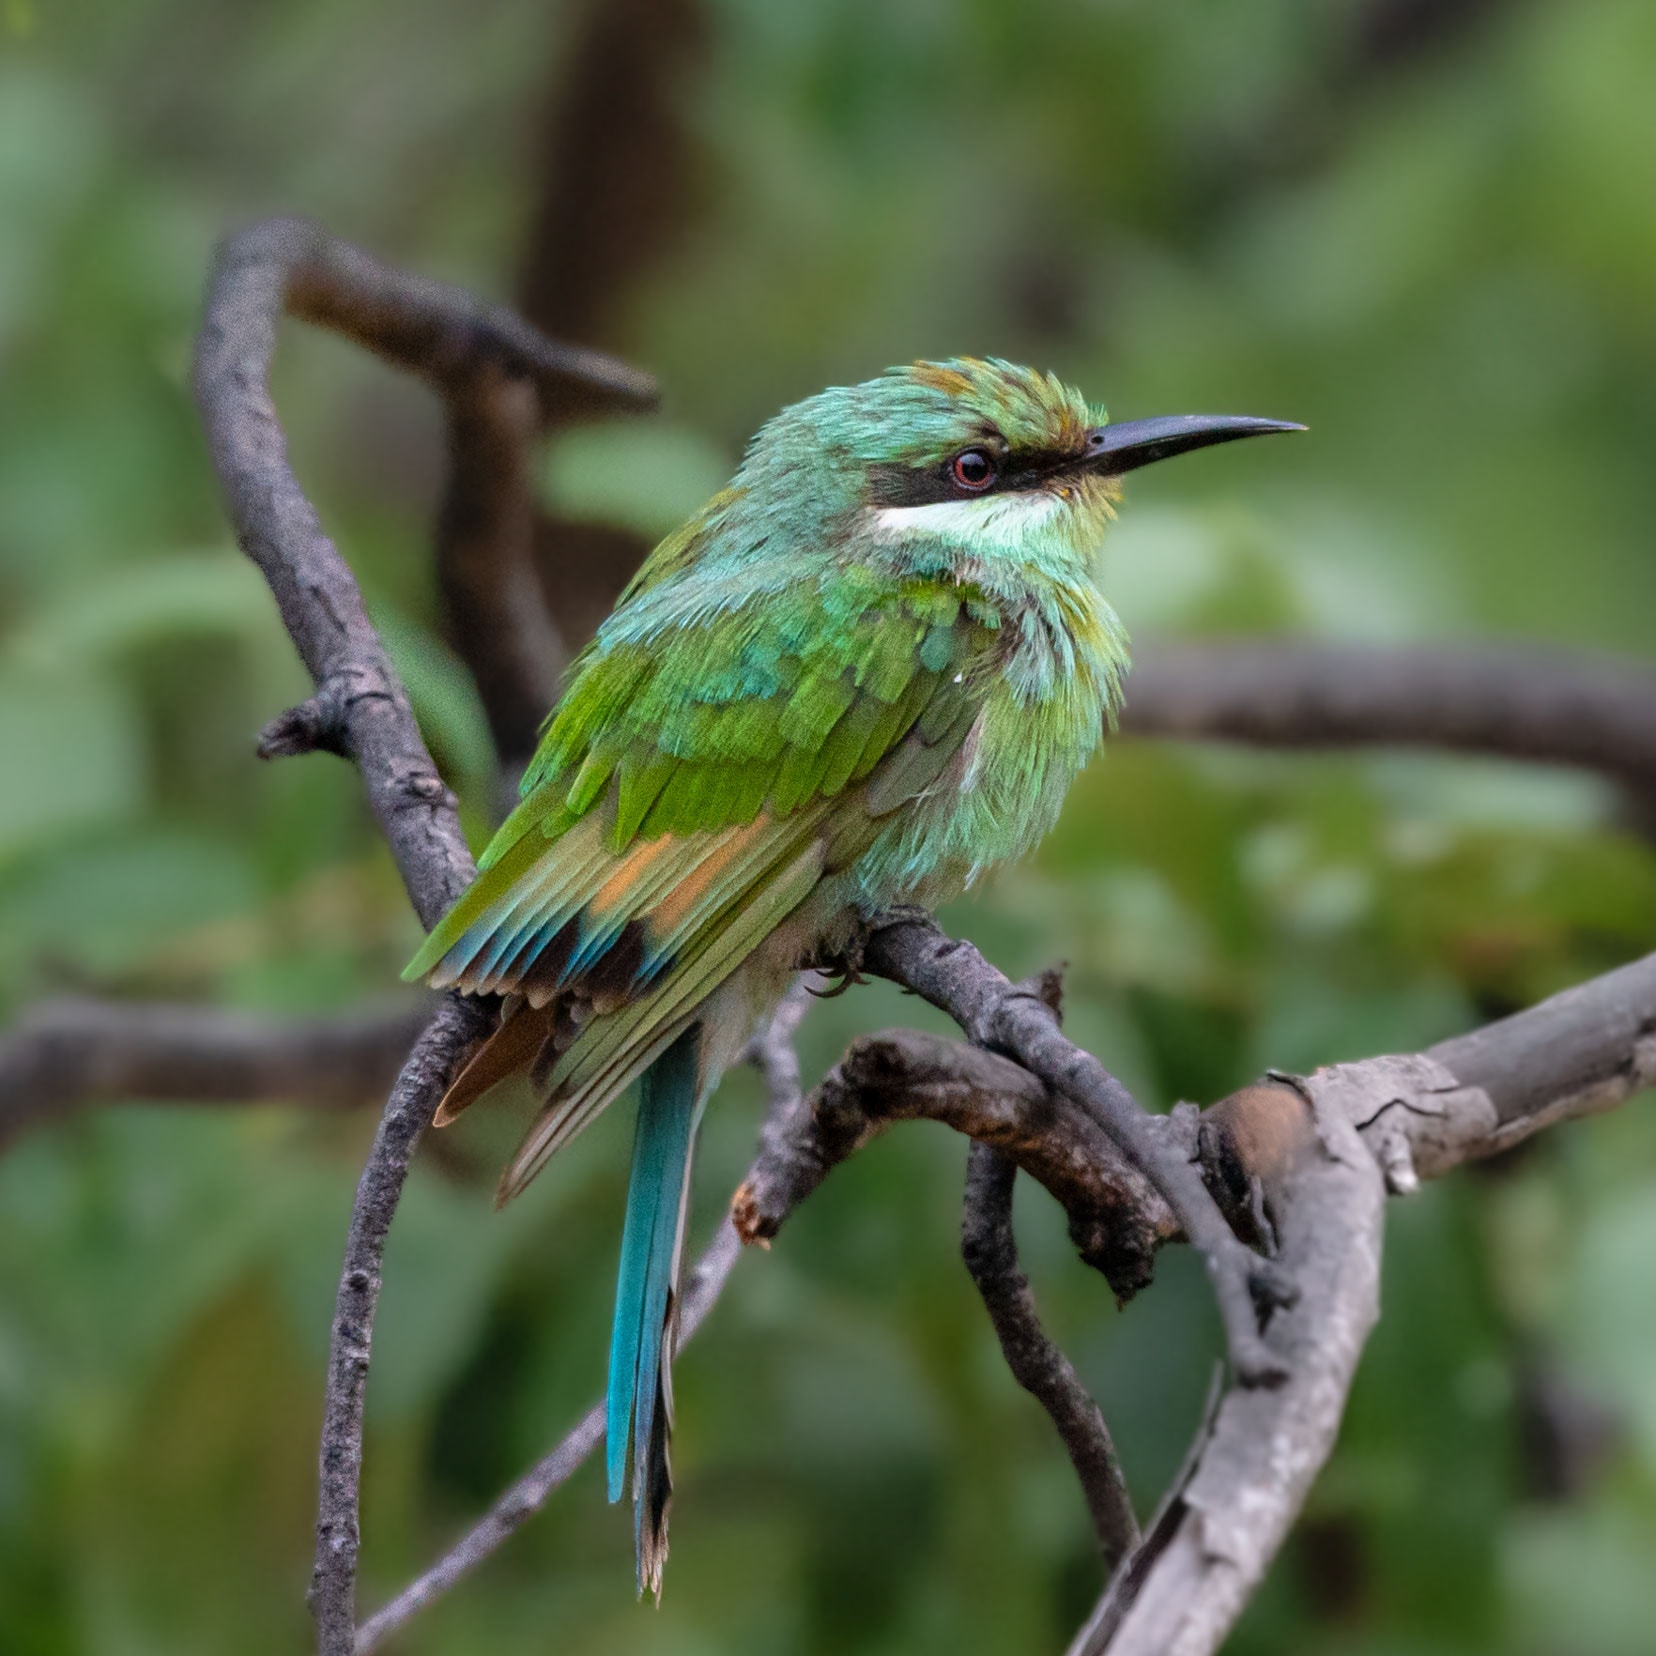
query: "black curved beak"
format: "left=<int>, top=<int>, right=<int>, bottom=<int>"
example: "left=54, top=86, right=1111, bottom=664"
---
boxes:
left=1083, top=414, right=1306, bottom=475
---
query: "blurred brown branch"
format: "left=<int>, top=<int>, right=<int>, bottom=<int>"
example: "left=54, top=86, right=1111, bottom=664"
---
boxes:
left=0, top=996, right=431, bottom=1153
left=436, top=358, right=569, bottom=775
left=515, top=0, right=709, bottom=647
left=1124, top=640, right=1656, bottom=807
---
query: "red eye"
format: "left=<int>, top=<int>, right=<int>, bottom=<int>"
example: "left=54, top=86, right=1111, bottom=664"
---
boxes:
left=950, top=448, right=998, bottom=492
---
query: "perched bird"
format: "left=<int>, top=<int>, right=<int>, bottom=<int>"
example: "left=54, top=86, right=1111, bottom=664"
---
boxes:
left=405, top=359, right=1299, bottom=1594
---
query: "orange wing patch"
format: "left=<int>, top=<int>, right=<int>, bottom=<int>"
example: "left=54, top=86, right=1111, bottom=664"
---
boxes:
left=644, top=817, right=774, bottom=940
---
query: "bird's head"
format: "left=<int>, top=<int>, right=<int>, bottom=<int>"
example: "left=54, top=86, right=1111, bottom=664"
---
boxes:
left=737, top=357, right=1301, bottom=569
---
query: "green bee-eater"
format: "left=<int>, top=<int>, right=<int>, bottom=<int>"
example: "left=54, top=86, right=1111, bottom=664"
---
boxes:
left=406, top=358, right=1299, bottom=1592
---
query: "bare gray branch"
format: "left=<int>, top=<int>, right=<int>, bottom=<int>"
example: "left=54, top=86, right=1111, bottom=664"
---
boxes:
left=308, top=994, right=493, bottom=1653
left=190, top=217, right=657, bottom=1653
left=1080, top=951, right=1656, bottom=1655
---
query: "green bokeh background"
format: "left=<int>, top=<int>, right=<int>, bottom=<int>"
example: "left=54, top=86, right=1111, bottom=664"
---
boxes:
left=4, top=1, right=1656, bottom=1651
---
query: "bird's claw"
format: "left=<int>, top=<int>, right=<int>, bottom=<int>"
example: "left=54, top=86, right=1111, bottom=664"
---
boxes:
left=806, top=931, right=869, bottom=998
left=807, top=962, right=866, bottom=999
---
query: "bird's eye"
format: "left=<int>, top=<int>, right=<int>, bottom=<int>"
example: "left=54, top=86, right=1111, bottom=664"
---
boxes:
left=949, top=448, right=998, bottom=492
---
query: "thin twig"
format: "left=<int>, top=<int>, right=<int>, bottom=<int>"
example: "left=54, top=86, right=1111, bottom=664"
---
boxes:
left=309, top=994, right=493, bottom=1653
left=962, top=1144, right=1140, bottom=1572
left=740, top=973, right=822, bottom=1172
left=354, top=1220, right=739, bottom=1652
left=354, top=987, right=815, bottom=1652
left=0, top=997, right=432, bottom=1152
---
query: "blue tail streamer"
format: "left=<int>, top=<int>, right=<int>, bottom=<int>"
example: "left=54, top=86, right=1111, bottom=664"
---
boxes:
left=605, top=1027, right=700, bottom=1584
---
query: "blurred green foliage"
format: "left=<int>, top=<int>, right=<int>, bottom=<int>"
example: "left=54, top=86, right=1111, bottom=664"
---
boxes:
left=3, top=1, right=1656, bottom=1651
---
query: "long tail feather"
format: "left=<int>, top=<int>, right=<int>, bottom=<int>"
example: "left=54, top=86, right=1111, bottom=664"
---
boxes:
left=606, top=1027, right=701, bottom=1598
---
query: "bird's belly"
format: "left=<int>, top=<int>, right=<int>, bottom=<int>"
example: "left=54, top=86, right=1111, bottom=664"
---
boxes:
left=849, top=715, right=1089, bottom=912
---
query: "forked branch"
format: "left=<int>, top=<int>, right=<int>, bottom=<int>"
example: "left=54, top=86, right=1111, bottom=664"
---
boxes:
left=1073, top=952, right=1656, bottom=1655
left=860, top=917, right=1293, bottom=1384
left=193, top=215, right=653, bottom=924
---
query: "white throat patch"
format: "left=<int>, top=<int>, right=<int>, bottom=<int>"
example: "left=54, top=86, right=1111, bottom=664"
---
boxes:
left=869, top=489, right=1068, bottom=551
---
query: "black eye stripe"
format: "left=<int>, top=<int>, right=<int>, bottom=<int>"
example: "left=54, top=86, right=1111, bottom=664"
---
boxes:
left=867, top=445, right=1088, bottom=508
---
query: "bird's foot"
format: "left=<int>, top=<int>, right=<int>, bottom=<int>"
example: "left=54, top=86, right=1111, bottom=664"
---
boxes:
left=806, top=923, right=874, bottom=998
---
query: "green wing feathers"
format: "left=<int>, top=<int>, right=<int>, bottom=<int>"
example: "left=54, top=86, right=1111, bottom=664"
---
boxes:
left=405, top=567, right=998, bottom=1194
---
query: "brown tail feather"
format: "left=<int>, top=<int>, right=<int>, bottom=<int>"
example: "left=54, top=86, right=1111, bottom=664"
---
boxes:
left=638, top=1276, right=683, bottom=1600
left=433, top=998, right=556, bottom=1126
